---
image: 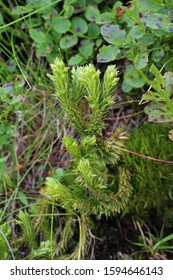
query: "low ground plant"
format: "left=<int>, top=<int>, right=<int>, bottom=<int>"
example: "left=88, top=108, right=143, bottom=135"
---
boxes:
left=42, top=58, right=132, bottom=259
left=0, top=0, right=173, bottom=260
left=122, top=122, right=173, bottom=222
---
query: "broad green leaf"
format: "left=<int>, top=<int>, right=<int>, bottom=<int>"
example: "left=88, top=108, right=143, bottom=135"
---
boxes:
left=63, top=5, right=74, bottom=18
left=149, top=64, right=164, bottom=87
left=140, top=34, right=156, bottom=45
left=36, top=39, right=53, bottom=57
left=12, top=5, right=33, bottom=15
left=42, top=7, right=58, bottom=20
left=71, top=17, right=88, bottom=36
left=152, top=48, right=165, bottom=63
left=123, top=65, right=145, bottom=89
left=163, top=72, right=173, bottom=98
left=52, top=17, right=71, bottom=33
left=100, top=24, right=126, bottom=46
left=138, top=0, right=162, bottom=11
left=27, top=0, right=54, bottom=5
left=18, top=191, right=29, bottom=206
left=73, top=0, right=86, bottom=8
left=129, top=25, right=144, bottom=39
left=96, top=12, right=113, bottom=24
left=85, top=6, right=100, bottom=21
left=97, top=45, right=120, bottom=63
left=125, top=77, right=145, bottom=88
left=79, top=39, right=94, bottom=58
left=54, top=168, right=64, bottom=180
left=140, top=12, right=173, bottom=33
left=144, top=103, right=173, bottom=123
left=29, top=28, right=46, bottom=43
left=68, top=54, right=83, bottom=66
left=1, top=82, right=14, bottom=95
left=87, top=22, right=100, bottom=39
left=122, top=82, right=133, bottom=93
left=59, top=35, right=78, bottom=49
left=134, top=53, right=148, bottom=69
left=0, top=157, right=6, bottom=177
left=142, top=91, right=164, bottom=102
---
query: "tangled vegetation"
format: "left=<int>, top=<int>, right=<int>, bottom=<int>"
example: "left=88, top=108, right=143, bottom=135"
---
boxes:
left=0, top=0, right=173, bottom=260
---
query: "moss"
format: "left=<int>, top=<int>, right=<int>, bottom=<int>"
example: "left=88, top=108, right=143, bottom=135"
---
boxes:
left=122, top=123, right=173, bottom=223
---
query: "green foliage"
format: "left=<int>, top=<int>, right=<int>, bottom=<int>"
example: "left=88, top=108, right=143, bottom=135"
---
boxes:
left=28, top=241, right=51, bottom=260
left=134, top=223, right=173, bottom=259
left=17, top=211, right=37, bottom=249
left=122, top=123, right=173, bottom=222
left=0, top=223, right=12, bottom=260
left=2, top=0, right=173, bottom=96
left=45, top=58, right=132, bottom=258
left=48, top=58, right=119, bottom=135
left=3, top=205, right=53, bottom=260
left=0, top=79, right=26, bottom=186
left=140, top=65, right=173, bottom=123
left=96, top=0, right=173, bottom=93
left=0, top=80, right=24, bottom=148
left=1, top=0, right=103, bottom=62
left=1, top=0, right=173, bottom=261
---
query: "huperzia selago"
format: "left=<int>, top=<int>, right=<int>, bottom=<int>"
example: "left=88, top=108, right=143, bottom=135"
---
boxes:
left=44, top=58, right=132, bottom=259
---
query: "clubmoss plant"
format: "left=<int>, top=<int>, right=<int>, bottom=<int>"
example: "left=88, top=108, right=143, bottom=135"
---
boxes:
left=43, top=58, right=132, bottom=259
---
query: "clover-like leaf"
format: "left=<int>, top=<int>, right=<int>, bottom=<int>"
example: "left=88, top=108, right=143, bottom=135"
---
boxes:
left=140, top=34, right=156, bottom=45
left=122, top=82, right=133, bottom=93
left=96, top=12, right=113, bottom=24
left=129, top=25, right=144, bottom=39
left=138, top=0, right=163, bottom=12
left=12, top=5, right=33, bottom=15
left=97, top=45, right=120, bottom=63
left=87, top=22, right=100, bottom=39
left=36, top=40, right=53, bottom=57
left=29, top=28, right=46, bottom=43
left=71, top=17, right=88, bottom=36
left=63, top=4, right=74, bottom=18
left=52, top=17, right=71, bottom=33
left=100, top=24, right=126, bottom=46
left=142, top=71, right=173, bottom=123
left=152, top=48, right=165, bottom=63
left=144, top=103, right=173, bottom=123
left=27, top=0, right=53, bottom=5
left=85, top=6, right=100, bottom=21
left=68, top=54, right=83, bottom=66
left=139, top=12, right=173, bottom=33
left=123, top=65, right=145, bottom=91
left=59, top=35, right=78, bottom=49
left=1, top=82, right=14, bottom=96
left=134, top=53, right=148, bottom=69
left=79, top=39, right=94, bottom=58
